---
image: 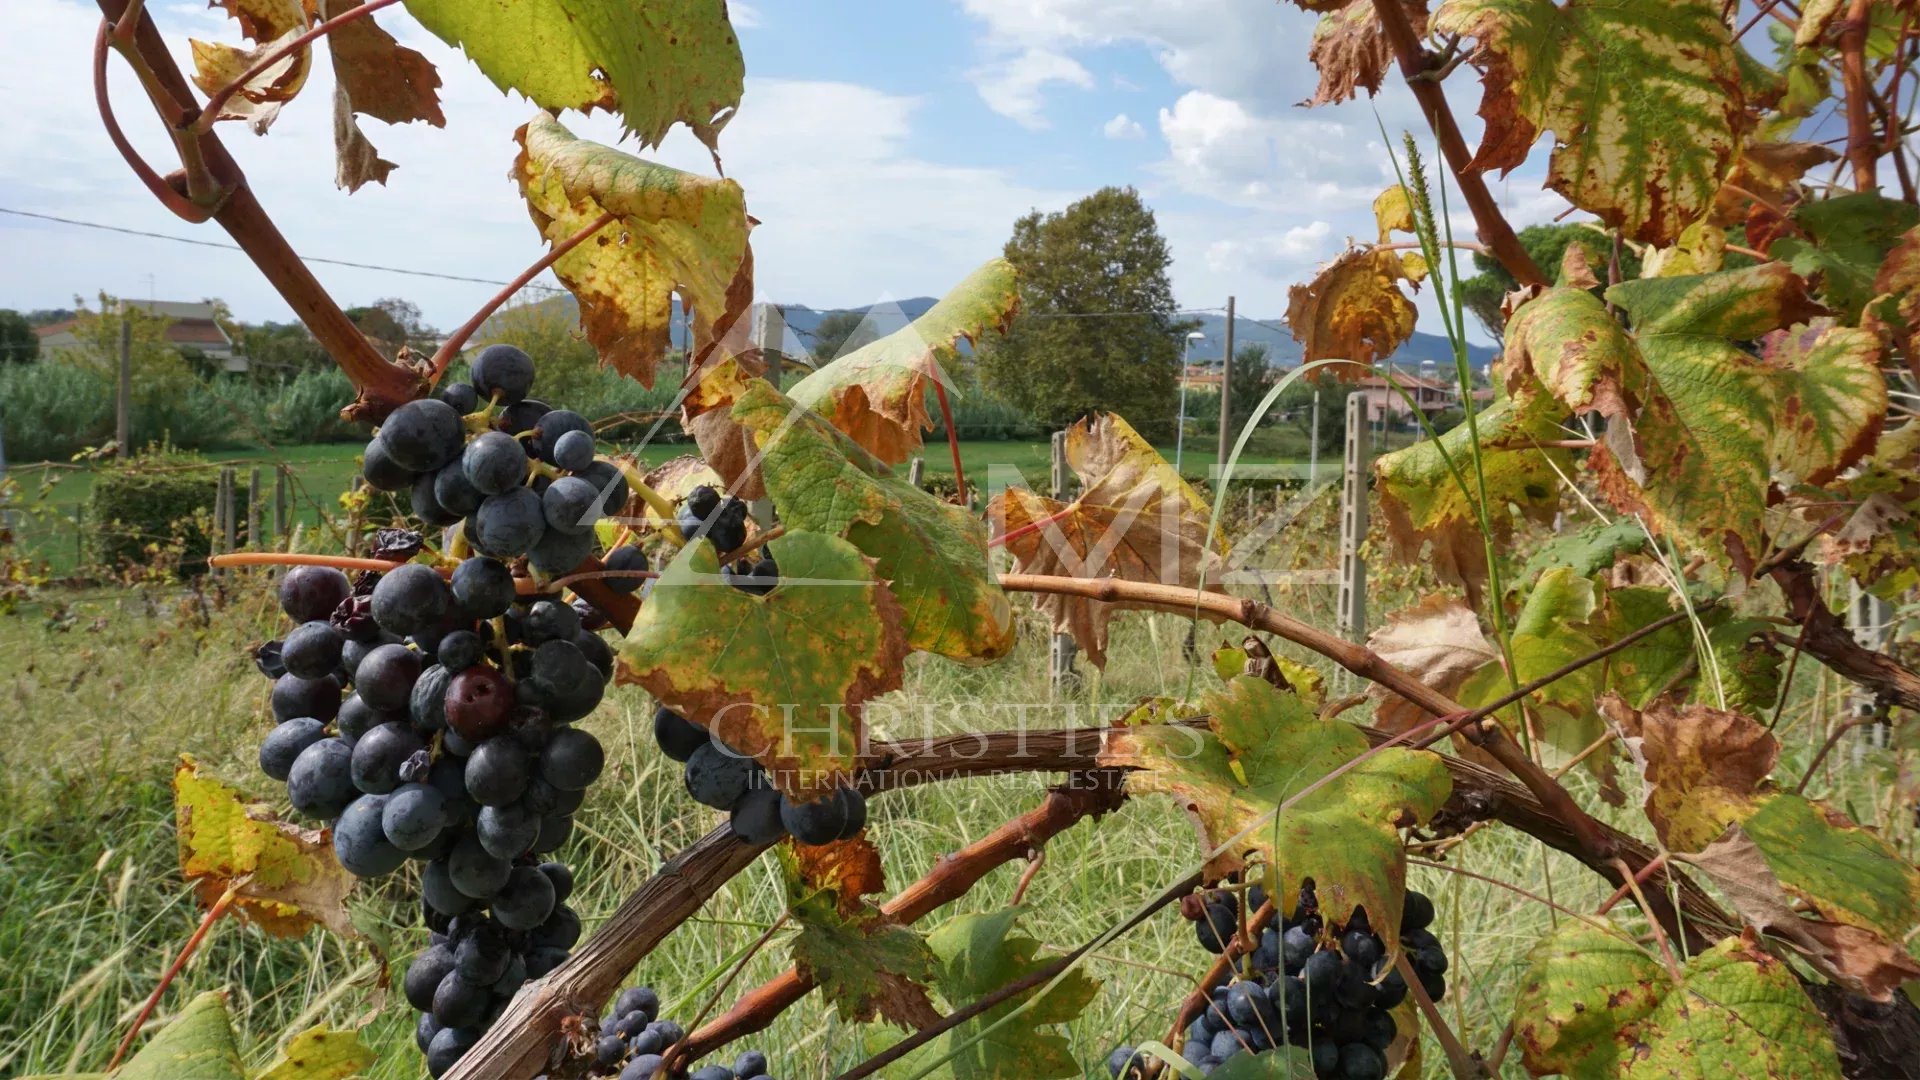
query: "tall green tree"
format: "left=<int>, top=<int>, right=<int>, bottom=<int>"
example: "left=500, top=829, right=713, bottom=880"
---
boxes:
left=809, top=310, right=876, bottom=362
left=0, top=310, right=39, bottom=364
left=1227, top=343, right=1272, bottom=434
left=978, top=187, right=1191, bottom=437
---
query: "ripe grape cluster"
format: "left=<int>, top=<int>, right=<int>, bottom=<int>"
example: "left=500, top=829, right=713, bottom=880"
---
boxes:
left=649, top=483, right=867, bottom=848
left=361, top=342, right=647, bottom=583
left=653, top=702, right=867, bottom=847
left=586, top=985, right=781, bottom=1079
left=1106, top=884, right=1449, bottom=1080
left=252, top=344, right=642, bottom=1077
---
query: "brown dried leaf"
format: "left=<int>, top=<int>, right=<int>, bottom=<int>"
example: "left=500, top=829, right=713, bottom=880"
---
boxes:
left=321, top=0, right=444, bottom=127
left=331, top=84, right=395, bottom=194
left=1285, top=246, right=1419, bottom=375
left=987, top=413, right=1224, bottom=668
left=792, top=835, right=885, bottom=918
left=1303, top=0, right=1430, bottom=107
left=1366, top=595, right=1504, bottom=769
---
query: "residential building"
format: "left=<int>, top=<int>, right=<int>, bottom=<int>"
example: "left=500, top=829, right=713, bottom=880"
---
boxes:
left=35, top=300, right=248, bottom=373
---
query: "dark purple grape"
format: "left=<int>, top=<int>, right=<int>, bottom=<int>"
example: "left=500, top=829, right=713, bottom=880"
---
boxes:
left=280, top=565, right=351, bottom=623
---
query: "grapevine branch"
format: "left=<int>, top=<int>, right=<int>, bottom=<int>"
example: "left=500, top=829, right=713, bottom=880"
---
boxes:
left=1369, top=0, right=1548, bottom=287
left=997, top=573, right=1616, bottom=864
left=679, top=775, right=1128, bottom=1059
left=92, top=0, right=419, bottom=419
left=1771, top=560, right=1920, bottom=713
left=449, top=712, right=1730, bottom=1080
left=1841, top=0, right=1880, bottom=191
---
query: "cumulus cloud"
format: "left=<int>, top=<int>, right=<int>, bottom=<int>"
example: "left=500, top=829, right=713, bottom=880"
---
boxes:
left=1155, top=91, right=1391, bottom=209
left=1205, top=221, right=1334, bottom=277
left=968, top=48, right=1095, bottom=129
left=1102, top=112, right=1144, bottom=139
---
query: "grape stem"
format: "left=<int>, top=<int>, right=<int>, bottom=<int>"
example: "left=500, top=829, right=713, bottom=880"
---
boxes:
left=429, top=209, right=619, bottom=384
left=189, top=0, right=405, bottom=134
left=109, top=881, right=239, bottom=1070
left=932, top=377, right=968, bottom=505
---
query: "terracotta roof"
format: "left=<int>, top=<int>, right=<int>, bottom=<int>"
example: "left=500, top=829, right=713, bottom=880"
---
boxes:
left=167, top=319, right=230, bottom=346
left=33, top=320, right=77, bottom=338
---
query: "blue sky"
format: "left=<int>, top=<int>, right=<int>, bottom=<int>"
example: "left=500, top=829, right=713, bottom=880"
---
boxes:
left=0, top=1, right=1579, bottom=348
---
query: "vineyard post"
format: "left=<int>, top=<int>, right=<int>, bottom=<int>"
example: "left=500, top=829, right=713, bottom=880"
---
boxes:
left=1847, top=582, right=1895, bottom=767
left=273, top=466, right=288, bottom=544
left=1216, top=294, right=1235, bottom=469
left=247, top=467, right=262, bottom=549
left=1309, top=389, right=1320, bottom=483
left=1049, top=428, right=1079, bottom=691
left=908, top=456, right=925, bottom=488
left=1337, top=392, right=1369, bottom=662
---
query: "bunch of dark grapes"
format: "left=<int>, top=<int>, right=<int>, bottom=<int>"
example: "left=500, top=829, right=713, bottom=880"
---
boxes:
left=1105, top=884, right=1448, bottom=1080
left=584, top=985, right=780, bottom=1079
left=653, top=701, right=866, bottom=847
left=361, top=342, right=647, bottom=584
left=255, top=344, right=636, bottom=1078
left=651, top=484, right=864, bottom=849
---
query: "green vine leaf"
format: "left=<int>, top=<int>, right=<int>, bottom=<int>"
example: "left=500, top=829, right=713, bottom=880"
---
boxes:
left=617, top=531, right=910, bottom=796
left=1433, top=0, right=1741, bottom=246
left=20, top=992, right=373, bottom=1080
left=988, top=413, right=1223, bottom=668
left=711, top=370, right=1015, bottom=663
left=784, top=847, right=941, bottom=1030
left=1374, top=390, right=1569, bottom=603
left=174, top=756, right=358, bottom=940
left=1606, top=696, right=1920, bottom=997
left=787, top=259, right=1020, bottom=466
left=402, top=0, right=743, bottom=150
left=1514, top=926, right=1842, bottom=1079
left=1099, top=677, right=1451, bottom=948
left=926, top=904, right=1102, bottom=1079
left=514, top=112, right=753, bottom=388
left=1515, top=519, right=1650, bottom=588
left=252, top=1024, right=377, bottom=1080
left=1772, top=193, right=1920, bottom=320
left=1512, top=922, right=1664, bottom=1077
left=1756, top=318, right=1888, bottom=487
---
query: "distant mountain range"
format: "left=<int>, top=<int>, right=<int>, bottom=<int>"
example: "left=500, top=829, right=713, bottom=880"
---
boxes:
left=486, top=294, right=1497, bottom=370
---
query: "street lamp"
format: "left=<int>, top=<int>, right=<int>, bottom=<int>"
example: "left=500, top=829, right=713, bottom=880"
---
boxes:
left=1174, top=330, right=1206, bottom=475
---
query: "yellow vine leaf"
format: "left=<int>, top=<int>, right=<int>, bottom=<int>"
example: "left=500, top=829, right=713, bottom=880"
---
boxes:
left=514, top=112, right=754, bottom=388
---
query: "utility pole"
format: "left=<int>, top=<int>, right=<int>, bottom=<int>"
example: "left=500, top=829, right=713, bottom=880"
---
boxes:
left=116, top=300, right=132, bottom=454
left=1216, top=296, right=1235, bottom=470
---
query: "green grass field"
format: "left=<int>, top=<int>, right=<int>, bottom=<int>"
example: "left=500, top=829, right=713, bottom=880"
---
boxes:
left=0, top=465, right=1707, bottom=1080
left=6, top=430, right=1417, bottom=577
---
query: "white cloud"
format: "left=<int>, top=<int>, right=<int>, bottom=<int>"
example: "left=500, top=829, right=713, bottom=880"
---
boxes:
left=1155, top=91, right=1390, bottom=209
left=729, top=2, right=764, bottom=29
left=0, top=1, right=1071, bottom=328
left=1102, top=112, right=1144, bottom=139
left=960, top=0, right=1308, bottom=114
left=1205, top=221, right=1332, bottom=277
left=968, top=48, right=1094, bottom=129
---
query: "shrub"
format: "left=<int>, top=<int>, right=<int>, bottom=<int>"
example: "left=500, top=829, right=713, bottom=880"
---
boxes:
left=84, top=446, right=248, bottom=573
